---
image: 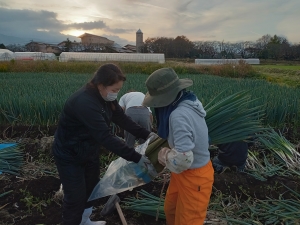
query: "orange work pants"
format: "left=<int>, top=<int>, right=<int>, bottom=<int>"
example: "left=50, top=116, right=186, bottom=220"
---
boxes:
left=164, top=161, right=214, bottom=225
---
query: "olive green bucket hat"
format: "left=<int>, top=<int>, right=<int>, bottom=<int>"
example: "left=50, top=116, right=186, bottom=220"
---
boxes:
left=143, top=68, right=193, bottom=107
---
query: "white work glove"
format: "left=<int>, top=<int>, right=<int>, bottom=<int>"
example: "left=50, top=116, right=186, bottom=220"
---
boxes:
left=147, top=132, right=159, bottom=144
left=137, top=155, right=158, bottom=178
left=158, top=147, right=171, bottom=166
left=158, top=147, right=194, bottom=174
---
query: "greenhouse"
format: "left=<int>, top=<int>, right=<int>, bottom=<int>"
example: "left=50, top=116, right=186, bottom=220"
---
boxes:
left=45, top=53, right=57, bottom=60
left=0, top=49, right=14, bottom=61
left=14, top=52, right=46, bottom=61
left=59, top=52, right=165, bottom=63
left=195, top=58, right=260, bottom=65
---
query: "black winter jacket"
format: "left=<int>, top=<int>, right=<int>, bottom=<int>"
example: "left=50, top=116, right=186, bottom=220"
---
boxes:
left=52, top=84, right=150, bottom=164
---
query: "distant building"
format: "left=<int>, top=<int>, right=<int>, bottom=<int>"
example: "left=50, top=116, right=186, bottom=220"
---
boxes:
left=136, top=29, right=144, bottom=53
left=123, top=44, right=136, bottom=52
left=74, top=31, right=144, bottom=53
left=106, top=43, right=134, bottom=53
left=77, top=33, right=114, bottom=46
left=25, top=41, right=61, bottom=54
left=121, top=29, right=144, bottom=53
left=58, top=41, right=81, bottom=52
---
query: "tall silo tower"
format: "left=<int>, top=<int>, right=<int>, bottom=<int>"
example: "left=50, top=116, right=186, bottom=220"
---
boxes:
left=136, top=29, right=143, bottom=53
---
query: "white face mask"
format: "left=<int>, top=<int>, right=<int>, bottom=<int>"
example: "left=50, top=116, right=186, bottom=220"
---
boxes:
left=103, top=91, right=118, bottom=101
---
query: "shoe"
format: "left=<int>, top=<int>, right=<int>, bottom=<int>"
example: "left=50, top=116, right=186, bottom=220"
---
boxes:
left=84, top=218, right=106, bottom=225
left=232, top=165, right=238, bottom=172
left=232, top=165, right=245, bottom=173
left=218, top=166, right=229, bottom=174
left=80, top=207, right=106, bottom=225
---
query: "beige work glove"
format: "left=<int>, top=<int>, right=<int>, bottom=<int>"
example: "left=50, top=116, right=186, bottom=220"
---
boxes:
left=158, top=147, right=194, bottom=173
left=158, top=147, right=171, bottom=166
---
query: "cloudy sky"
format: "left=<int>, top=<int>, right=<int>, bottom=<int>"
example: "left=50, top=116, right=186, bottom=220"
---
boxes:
left=0, top=0, right=299, bottom=46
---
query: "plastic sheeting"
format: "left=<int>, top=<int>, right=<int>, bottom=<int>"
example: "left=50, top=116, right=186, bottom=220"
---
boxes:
left=0, top=49, right=14, bottom=61
left=88, top=139, right=154, bottom=201
left=195, top=58, right=260, bottom=65
left=14, top=52, right=46, bottom=61
left=0, top=143, right=17, bottom=150
left=0, top=143, right=17, bottom=175
left=59, top=52, right=165, bottom=63
left=45, top=53, right=57, bottom=60
left=0, top=51, right=57, bottom=61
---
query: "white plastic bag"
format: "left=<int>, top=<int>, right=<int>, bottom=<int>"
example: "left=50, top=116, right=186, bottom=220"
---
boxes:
left=88, top=139, right=153, bottom=201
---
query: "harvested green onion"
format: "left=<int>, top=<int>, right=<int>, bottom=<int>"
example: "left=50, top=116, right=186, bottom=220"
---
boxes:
left=0, top=143, right=24, bottom=175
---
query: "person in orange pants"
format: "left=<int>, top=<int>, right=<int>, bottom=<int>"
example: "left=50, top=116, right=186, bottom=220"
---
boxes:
left=164, top=162, right=214, bottom=225
left=143, top=67, right=214, bottom=225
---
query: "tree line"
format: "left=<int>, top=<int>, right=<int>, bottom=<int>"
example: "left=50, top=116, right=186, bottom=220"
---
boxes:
left=140, top=34, right=300, bottom=60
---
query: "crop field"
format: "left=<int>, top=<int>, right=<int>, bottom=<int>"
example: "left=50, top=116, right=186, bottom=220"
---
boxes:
left=1, top=72, right=299, bottom=126
left=253, top=63, right=300, bottom=88
left=0, top=63, right=300, bottom=224
left=254, top=65, right=300, bottom=70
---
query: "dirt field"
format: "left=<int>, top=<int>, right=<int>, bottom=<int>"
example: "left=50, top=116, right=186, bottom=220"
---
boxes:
left=1, top=126, right=300, bottom=225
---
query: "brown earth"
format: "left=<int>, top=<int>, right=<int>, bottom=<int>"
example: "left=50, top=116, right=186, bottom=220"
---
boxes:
left=0, top=126, right=300, bottom=225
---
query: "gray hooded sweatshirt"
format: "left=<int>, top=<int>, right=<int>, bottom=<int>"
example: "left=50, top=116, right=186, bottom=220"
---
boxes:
left=168, top=99, right=210, bottom=169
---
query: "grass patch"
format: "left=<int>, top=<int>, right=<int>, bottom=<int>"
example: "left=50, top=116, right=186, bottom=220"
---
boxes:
left=0, top=60, right=257, bottom=78
left=254, top=65, right=300, bottom=70
left=1, top=58, right=299, bottom=87
left=253, top=64, right=300, bottom=87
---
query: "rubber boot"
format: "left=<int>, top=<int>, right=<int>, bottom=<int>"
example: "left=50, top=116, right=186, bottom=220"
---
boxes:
left=79, top=207, right=106, bottom=225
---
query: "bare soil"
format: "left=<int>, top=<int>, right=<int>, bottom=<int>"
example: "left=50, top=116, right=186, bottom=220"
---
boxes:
left=1, top=126, right=300, bottom=225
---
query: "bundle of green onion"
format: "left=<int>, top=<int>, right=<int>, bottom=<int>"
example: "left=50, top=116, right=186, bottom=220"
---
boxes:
left=0, top=143, right=24, bottom=175
left=245, top=150, right=289, bottom=181
left=259, top=129, right=300, bottom=176
left=227, top=197, right=300, bottom=224
left=145, top=90, right=266, bottom=173
left=208, top=184, right=300, bottom=224
left=124, top=189, right=165, bottom=219
left=205, top=90, right=266, bottom=145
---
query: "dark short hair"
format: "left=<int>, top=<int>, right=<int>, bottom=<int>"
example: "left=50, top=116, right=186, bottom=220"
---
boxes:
left=90, top=63, right=126, bottom=87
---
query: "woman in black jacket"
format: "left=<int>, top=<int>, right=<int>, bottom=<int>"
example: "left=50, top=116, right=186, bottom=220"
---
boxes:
left=52, top=63, right=156, bottom=225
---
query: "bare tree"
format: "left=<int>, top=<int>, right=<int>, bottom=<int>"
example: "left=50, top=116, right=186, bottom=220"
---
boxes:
left=193, top=41, right=219, bottom=58
left=173, top=35, right=194, bottom=58
left=144, top=37, right=174, bottom=57
left=256, top=34, right=272, bottom=50
left=6, top=44, right=26, bottom=52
